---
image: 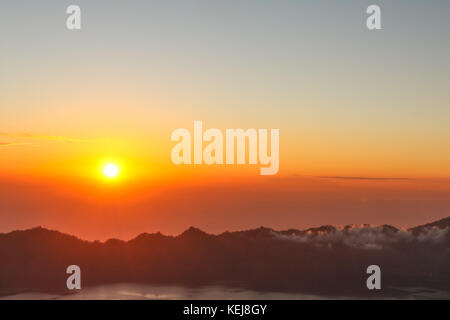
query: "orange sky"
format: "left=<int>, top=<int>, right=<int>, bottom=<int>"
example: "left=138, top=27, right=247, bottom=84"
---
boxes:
left=1, top=1, right=450, bottom=239
left=1, top=166, right=450, bottom=240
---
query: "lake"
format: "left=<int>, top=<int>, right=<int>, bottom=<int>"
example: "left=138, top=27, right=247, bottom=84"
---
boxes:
left=1, top=283, right=448, bottom=300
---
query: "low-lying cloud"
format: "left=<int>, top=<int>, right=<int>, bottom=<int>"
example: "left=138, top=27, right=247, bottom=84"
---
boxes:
left=276, top=225, right=449, bottom=250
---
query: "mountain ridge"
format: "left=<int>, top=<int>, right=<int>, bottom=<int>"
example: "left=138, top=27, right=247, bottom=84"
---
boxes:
left=3, top=215, right=449, bottom=244
left=1, top=216, right=449, bottom=298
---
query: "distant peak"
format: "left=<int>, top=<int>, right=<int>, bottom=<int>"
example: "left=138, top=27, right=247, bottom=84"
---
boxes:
left=105, top=238, right=125, bottom=245
left=304, top=225, right=337, bottom=234
left=180, top=227, right=209, bottom=238
left=231, top=226, right=276, bottom=238
left=378, top=225, right=399, bottom=233
left=130, top=232, right=167, bottom=243
left=409, top=216, right=450, bottom=234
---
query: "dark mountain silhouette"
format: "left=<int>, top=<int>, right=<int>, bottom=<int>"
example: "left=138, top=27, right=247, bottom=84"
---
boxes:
left=409, top=216, right=450, bottom=235
left=1, top=217, right=450, bottom=298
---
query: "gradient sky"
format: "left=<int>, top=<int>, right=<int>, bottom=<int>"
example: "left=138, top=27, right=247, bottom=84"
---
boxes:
left=1, top=1, right=450, bottom=239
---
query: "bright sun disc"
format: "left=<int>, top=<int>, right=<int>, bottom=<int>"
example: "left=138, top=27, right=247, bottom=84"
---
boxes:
left=103, top=163, right=119, bottom=178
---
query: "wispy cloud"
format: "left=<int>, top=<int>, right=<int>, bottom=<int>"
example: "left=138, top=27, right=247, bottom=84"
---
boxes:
left=276, top=225, right=449, bottom=250
left=317, top=176, right=410, bottom=181
left=0, top=142, right=33, bottom=147
left=0, top=132, right=86, bottom=142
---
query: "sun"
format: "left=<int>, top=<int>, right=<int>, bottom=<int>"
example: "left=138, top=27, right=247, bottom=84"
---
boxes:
left=103, top=163, right=119, bottom=178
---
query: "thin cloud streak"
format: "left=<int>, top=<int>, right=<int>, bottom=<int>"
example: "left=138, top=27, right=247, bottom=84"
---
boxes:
left=317, top=176, right=411, bottom=181
left=0, top=142, right=33, bottom=147
left=0, top=132, right=86, bottom=142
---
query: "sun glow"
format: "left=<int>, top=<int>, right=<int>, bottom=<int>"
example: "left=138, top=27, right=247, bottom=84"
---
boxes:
left=103, top=163, right=119, bottom=178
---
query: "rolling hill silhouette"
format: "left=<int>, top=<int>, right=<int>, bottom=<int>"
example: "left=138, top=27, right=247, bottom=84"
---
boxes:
left=1, top=217, right=450, bottom=298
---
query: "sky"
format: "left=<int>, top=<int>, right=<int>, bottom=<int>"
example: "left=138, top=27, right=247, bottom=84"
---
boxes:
left=1, top=1, right=450, bottom=240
